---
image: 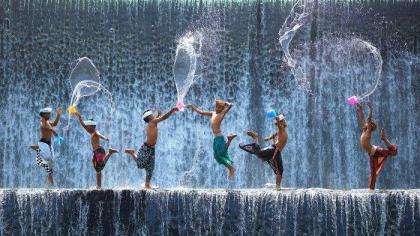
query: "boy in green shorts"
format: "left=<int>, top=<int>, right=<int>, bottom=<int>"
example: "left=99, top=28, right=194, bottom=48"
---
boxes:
left=188, top=99, right=237, bottom=178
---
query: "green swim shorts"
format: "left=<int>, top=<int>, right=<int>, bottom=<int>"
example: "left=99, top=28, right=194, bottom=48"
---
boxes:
left=213, top=136, right=233, bottom=165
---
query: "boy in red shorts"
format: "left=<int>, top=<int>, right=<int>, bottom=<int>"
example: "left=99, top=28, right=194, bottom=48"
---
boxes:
left=74, top=112, right=118, bottom=189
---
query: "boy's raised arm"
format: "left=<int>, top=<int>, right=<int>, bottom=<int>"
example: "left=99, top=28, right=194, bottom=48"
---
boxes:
left=367, top=101, right=373, bottom=123
left=187, top=104, right=212, bottom=116
left=264, top=133, right=277, bottom=142
left=50, top=108, right=63, bottom=127
left=221, top=102, right=233, bottom=115
left=155, top=107, right=178, bottom=123
left=74, top=112, right=89, bottom=133
left=380, top=129, right=392, bottom=147
left=96, top=131, right=109, bottom=141
left=356, top=103, right=365, bottom=128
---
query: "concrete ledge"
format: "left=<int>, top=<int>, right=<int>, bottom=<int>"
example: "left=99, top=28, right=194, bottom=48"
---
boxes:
left=0, top=188, right=419, bottom=235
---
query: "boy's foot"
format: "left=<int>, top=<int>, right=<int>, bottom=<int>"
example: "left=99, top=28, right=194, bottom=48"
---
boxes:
left=144, top=185, right=159, bottom=190
left=227, top=133, right=238, bottom=142
left=124, top=149, right=135, bottom=155
left=30, top=145, right=39, bottom=151
left=109, top=148, right=119, bottom=154
left=246, top=131, right=258, bottom=139
left=228, top=166, right=236, bottom=179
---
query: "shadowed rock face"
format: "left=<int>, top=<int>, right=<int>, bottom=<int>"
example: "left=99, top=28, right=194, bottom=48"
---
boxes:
left=0, top=189, right=419, bottom=235
left=0, top=0, right=419, bottom=189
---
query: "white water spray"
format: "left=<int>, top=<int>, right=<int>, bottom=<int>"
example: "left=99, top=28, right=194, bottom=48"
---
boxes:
left=173, top=32, right=203, bottom=110
left=65, top=57, right=113, bottom=129
left=278, top=0, right=312, bottom=91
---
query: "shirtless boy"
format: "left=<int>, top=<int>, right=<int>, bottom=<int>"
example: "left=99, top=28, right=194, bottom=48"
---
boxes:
left=124, top=107, right=178, bottom=189
left=356, top=102, right=398, bottom=190
left=74, top=112, right=118, bottom=189
left=30, top=107, right=63, bottom=185
left=239, top=115, right=288, bottom=188
left=188, top=100, right=237, bottom=178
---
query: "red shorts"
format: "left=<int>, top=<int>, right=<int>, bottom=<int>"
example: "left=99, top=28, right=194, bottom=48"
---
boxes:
left=369, top=145, right=398, bottom=177
left=93, top=147, right=106, bottom=172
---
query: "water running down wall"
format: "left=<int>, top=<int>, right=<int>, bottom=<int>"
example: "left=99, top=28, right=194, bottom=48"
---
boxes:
left=0, top=0, right=419, bottom=189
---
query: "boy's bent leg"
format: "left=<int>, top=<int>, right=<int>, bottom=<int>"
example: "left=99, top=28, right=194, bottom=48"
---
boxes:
left=246, top=131, right=259, bottom=144
left=124, top=149, right=138, bottom=161
left=104, top=148, right=119, bottom=163
left=226, top=133, right=237, bottom=148
left=36, top=150, right=54, bottom=180
left=239, top=143, right=262, bottom=156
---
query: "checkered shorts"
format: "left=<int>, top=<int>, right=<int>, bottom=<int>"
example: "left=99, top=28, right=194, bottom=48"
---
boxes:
left=135, top=143, right=155, bottom=178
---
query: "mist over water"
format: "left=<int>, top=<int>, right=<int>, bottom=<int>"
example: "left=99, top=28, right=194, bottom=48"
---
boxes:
left=0, top=0, right=419, bottom=190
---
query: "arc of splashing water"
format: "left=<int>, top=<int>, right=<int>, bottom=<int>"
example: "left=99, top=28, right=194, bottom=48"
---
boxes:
left=344, top=39, right=383, bottom=105
left=357, top=40, right=383, bottom=100
left=69, top=80, right=112, bottom=107
left=173, top=31, right=203, bottom=108
left=64, top=80, right=114, bottom=131
left=68, top=57, right=101, bottom=96
left=278, top=0, right=310, bottom=68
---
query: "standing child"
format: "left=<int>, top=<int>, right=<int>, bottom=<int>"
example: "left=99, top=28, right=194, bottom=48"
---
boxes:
left=188, top=99, right=237, bottom=178
left=124, top=107, right=178, bottom=189
left=30, top=107, right=63, bottom=185
left=74, top=112, right=118, bottom=189
left=356, top=102, right=398, bottom=190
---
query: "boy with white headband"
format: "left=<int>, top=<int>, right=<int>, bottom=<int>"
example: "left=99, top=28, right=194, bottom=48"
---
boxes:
left=30, top=107, right=63, bottom=185
left=239, top=114, right=288, bottom=189
left=187, top=99, right=237, bottom=179
left=74, top=112, right=118, bottom=189
left=124, top=106, right=178, bottom=189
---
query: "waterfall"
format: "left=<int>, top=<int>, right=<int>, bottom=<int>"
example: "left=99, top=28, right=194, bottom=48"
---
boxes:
left=0, top=0, right=419, bottom=189
left=0, top=189, right=419, bottom=235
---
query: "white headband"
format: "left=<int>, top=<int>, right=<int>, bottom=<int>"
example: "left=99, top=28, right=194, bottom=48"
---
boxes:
left=84, top=120, right=97, bottom=126
left=277, top=114, right=285, bottom=121
left=40, top=107, right=52, bottom=113
left=142, top=110, right=153, bottom=120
